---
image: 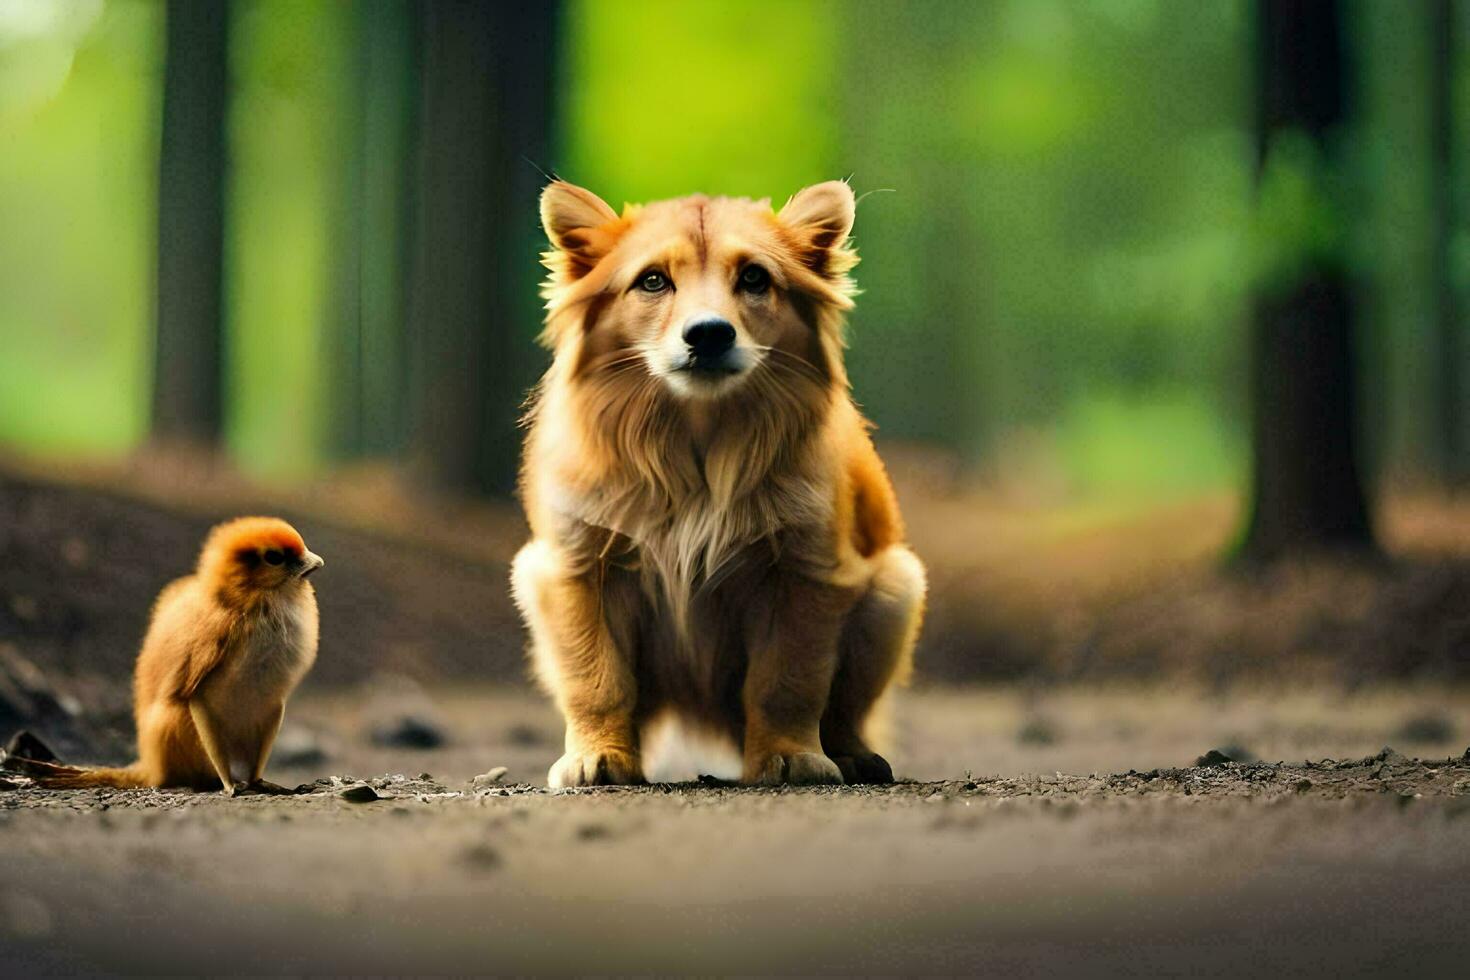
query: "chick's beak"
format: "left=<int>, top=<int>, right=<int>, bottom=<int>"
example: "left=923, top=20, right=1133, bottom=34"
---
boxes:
left=296, top=550, right=325, bottom=579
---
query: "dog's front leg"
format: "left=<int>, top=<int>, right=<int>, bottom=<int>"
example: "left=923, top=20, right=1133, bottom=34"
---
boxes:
left=741, top=576, right=852, bottom=786
left=513, top=542, right=644, bottom=788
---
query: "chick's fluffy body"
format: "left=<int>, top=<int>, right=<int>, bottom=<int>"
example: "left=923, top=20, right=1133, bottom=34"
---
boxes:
left=29, top=517, right=322, bottom=791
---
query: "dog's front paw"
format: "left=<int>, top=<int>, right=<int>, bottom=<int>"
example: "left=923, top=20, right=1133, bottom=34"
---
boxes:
left=548, top=749, right=644, bottom=789
left=746, top=751, right=844, bottom=787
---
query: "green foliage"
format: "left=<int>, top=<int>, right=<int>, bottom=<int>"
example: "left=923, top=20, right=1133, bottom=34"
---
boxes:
left=0, top=0, right=1463, bottom=505
left=840, top=0, right=1251, bottom=498
left=561, top=0, right=839, bottom=203
left=0, top=0, right=159, bottom=453
left=1054, top=388, right=1243, bottom=502
left=227, top=0, right=357, bottom=478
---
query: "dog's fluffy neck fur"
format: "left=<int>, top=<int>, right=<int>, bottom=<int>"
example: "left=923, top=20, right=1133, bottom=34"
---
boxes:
left=526, top=343, right=844, bottom=632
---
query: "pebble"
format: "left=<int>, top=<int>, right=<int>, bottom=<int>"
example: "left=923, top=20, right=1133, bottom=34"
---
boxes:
left=461, top=843, right=501, bottom=870
left=5, top=731, right=58, bottom=764
left=1376, top=746, right=1410, bottom=767
left=339, top=784, right=381, bottom=803
left=370, top=715, right=446, bottom=750
left=271, top=726, right=329, bottom=768
left=576, top=823, right=610, bottom=841
left=1395, top=713, right=1455, bottom=745
left=1017, top=717, right=1058, bottom=746
left=505, top=723, right=547, bottom=747
left=471, top=767, right=509, bottom=791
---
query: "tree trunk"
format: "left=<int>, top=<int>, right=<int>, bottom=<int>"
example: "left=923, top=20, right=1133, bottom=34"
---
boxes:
left=1239, top=0, right=1376, bottom=561
left=1430, top=0, right=1463, bottom=485
left=325, top=0, right=418, bottom=461
left=837, top=0, right=993, bottom=459
left=405, top=0, right=559, bottom=496
left=151, top=0, right=230, bottom=447
left=359, top=0, right=419, bottom=458
left=324, top=10, right=367, bottom=460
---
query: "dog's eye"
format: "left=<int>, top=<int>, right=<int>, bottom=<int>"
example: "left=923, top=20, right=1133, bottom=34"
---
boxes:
left=637, top=271, right=669, bottom=293
left=263, top=549, right=285, bottom=566
left=737, top=265, right=770, bottom=294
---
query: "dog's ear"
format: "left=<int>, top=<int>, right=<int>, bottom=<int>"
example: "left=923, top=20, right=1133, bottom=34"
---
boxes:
left=540, top=181, right=622, bottom=281
left=779, top=181, right=856, bottom=275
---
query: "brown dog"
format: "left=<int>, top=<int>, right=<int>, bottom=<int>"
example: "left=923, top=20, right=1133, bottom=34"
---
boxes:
left=513, top=180, right=926, bottom=787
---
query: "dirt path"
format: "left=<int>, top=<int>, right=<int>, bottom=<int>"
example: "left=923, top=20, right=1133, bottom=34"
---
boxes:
left=4, top=748, right=1469, bottom=976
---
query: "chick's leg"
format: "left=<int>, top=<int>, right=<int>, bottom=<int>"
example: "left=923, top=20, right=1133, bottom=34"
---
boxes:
left=247, top=702, right=295, bottom=794
left=188, top=699, right=240, bottom=796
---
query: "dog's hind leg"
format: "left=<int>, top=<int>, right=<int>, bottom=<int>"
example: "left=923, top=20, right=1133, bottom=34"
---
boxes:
left=821, top=545, right=926, bottom=784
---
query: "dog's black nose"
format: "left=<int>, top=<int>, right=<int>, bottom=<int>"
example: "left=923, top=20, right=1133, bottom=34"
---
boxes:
left=682, top=316, right=736, bottom=359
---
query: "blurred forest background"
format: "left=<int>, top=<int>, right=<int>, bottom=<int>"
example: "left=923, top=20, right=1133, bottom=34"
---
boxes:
left=2, top=0, right=1469, bottom=699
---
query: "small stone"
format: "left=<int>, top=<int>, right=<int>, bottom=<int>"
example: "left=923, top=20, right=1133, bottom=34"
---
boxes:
left=370, top=715, right=446, bottom=750
left=1195, top=749, right=1234, bottom=768
left=1376, top=746, right=1410, bottom=767
left=1395, top=714, right=1455, bottom=745
left=1294, top=778, right=1313, bottom=792
left=576, top=823, right=610, bottom=841
left=461, top=843, right=501, bottom=870
left=1017, top=717, right=1058, bottom=746
left=470, top=767, right=509, bottom=791
left=1216, top=743, right=1257, bottom=764
left=5, top=731, right=59, bottom=764
left=506, top=723, right=547, bottom=747
left=339, top=784, right=381, bottom=803
left=271, top=725, right=329, bottom=768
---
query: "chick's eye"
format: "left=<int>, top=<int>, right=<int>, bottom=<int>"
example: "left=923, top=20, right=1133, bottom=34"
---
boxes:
left=638, top=271, right=668, bottom=293
left=263, top=549, right=285, bottom=566
left=738, top=265, right=770, bottom=293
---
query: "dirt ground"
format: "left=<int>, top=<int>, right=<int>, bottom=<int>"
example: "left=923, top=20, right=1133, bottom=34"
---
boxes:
left=4, top=686, right=1470, bottom=976
left=5, top=464, right=1470, bottom=974
left=6, top=457, right=1470, bottom=691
